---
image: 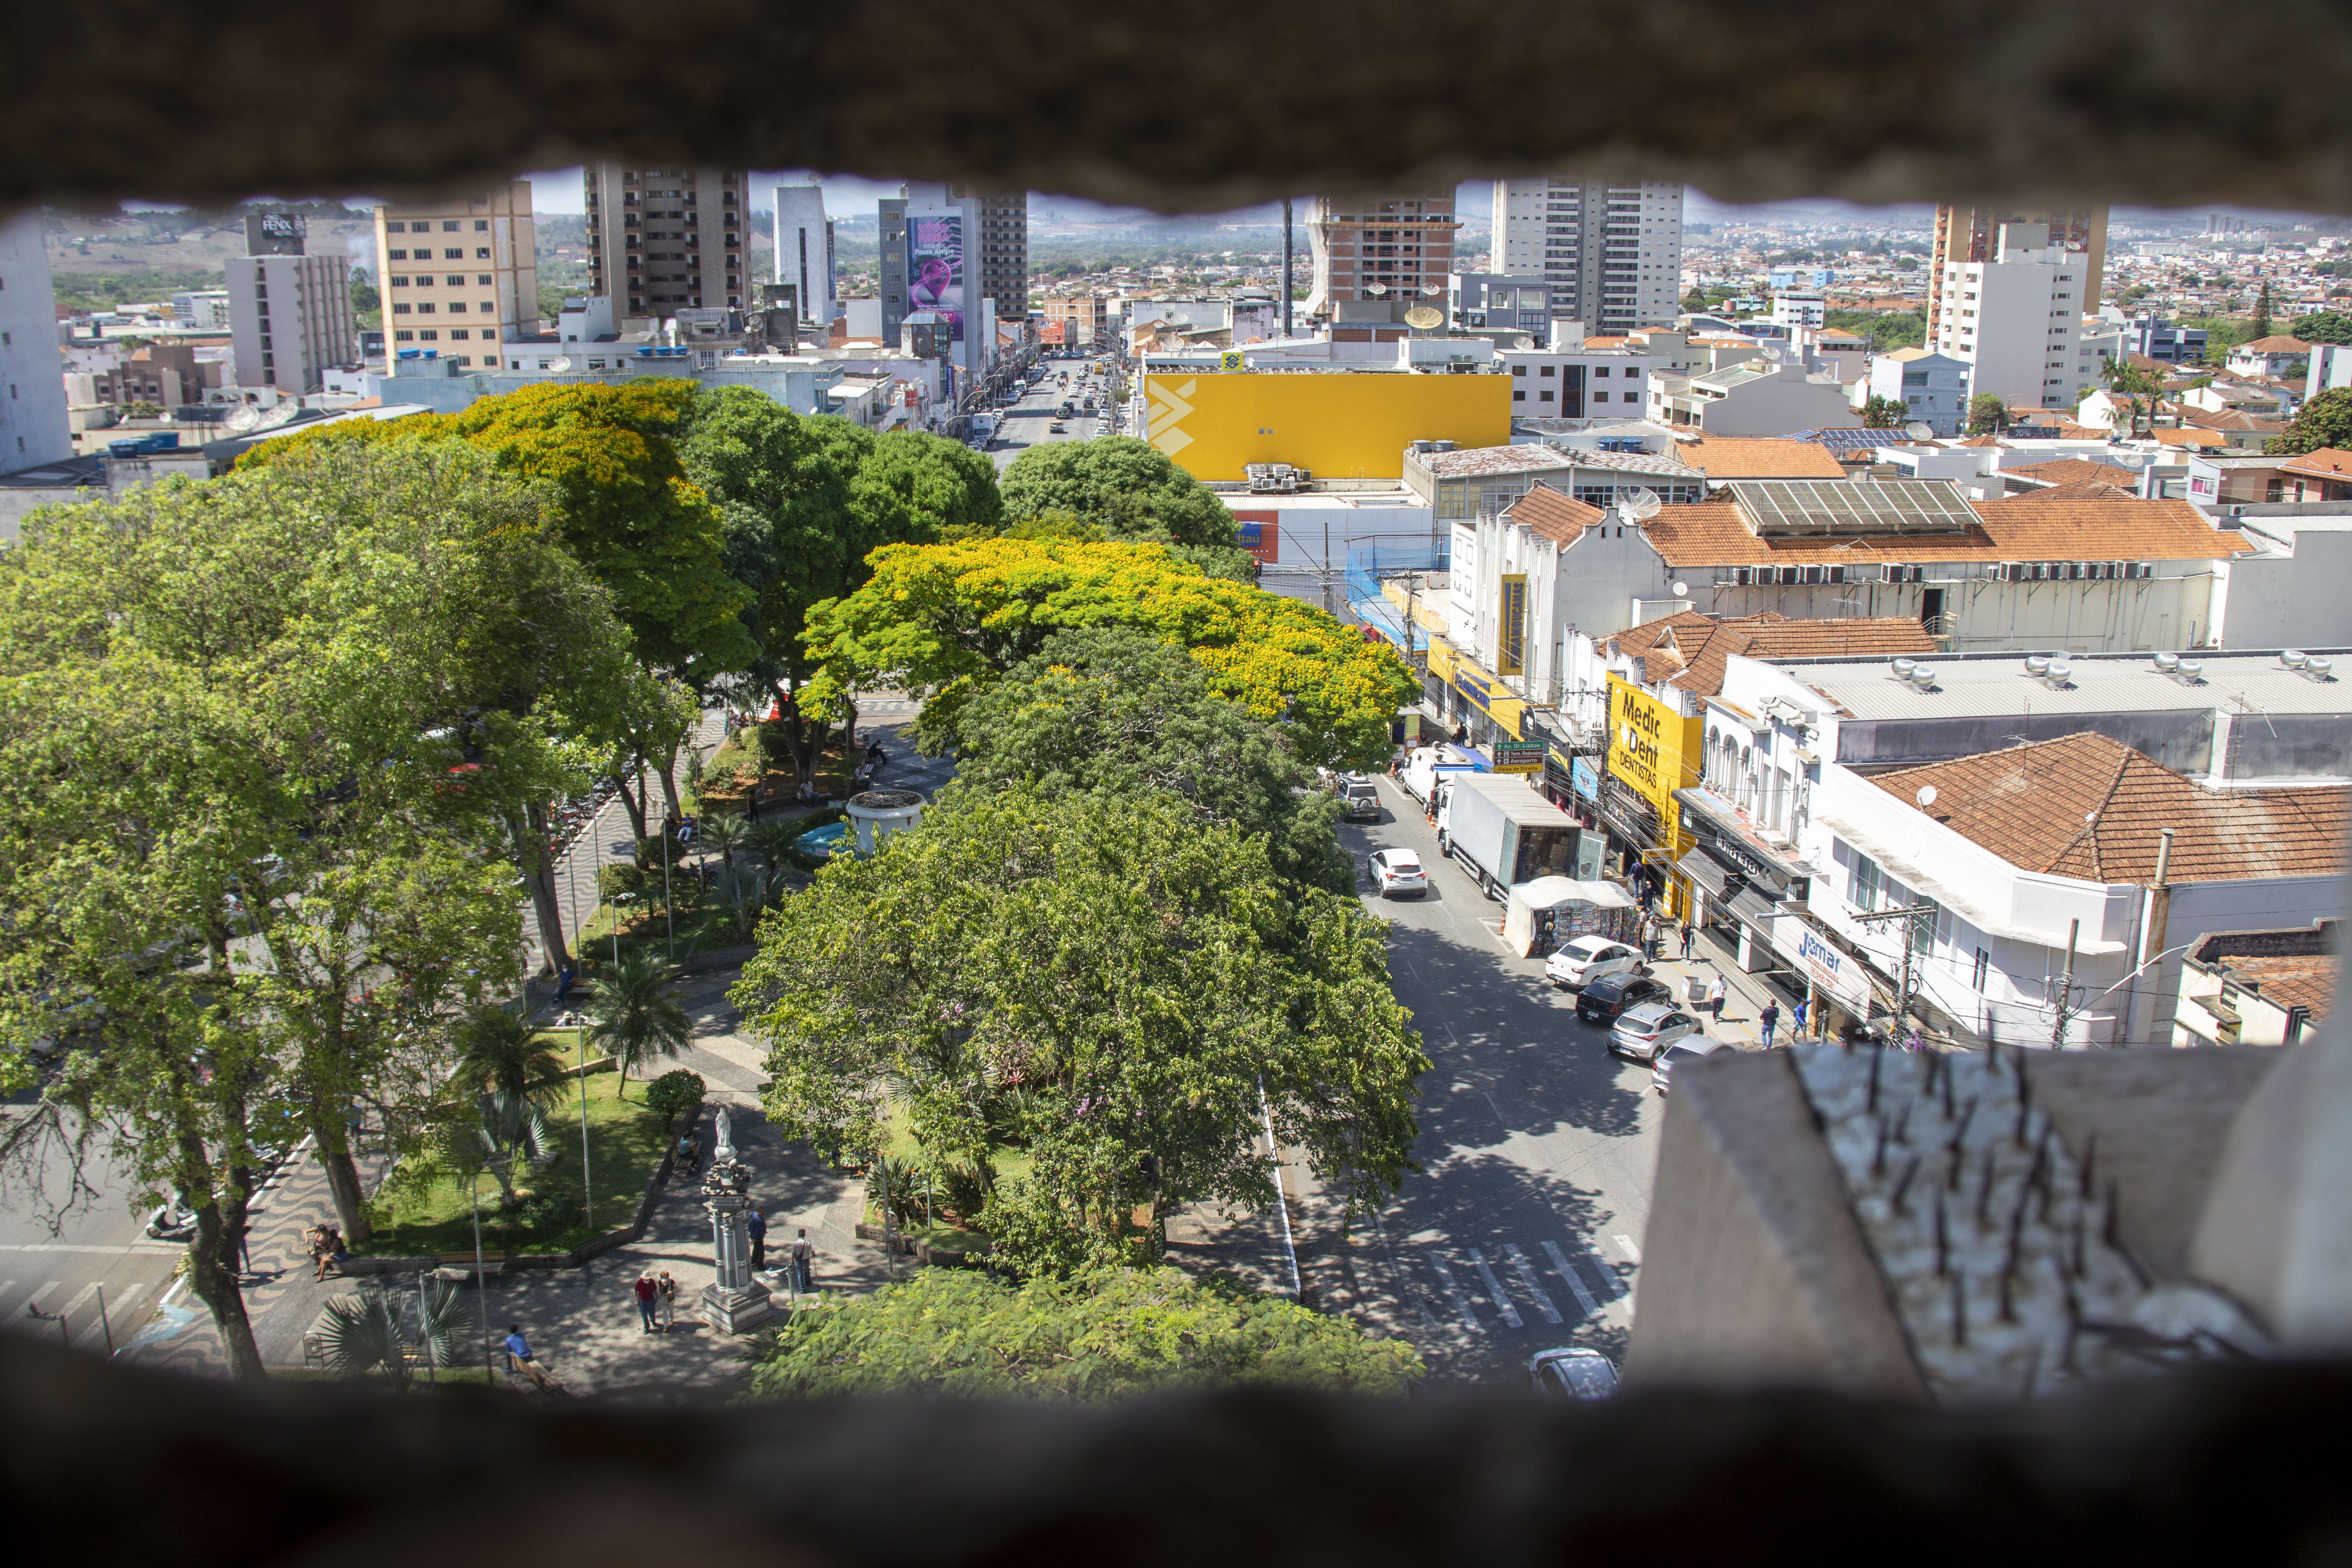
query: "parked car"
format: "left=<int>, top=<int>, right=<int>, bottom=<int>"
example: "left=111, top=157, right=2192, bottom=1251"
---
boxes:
left=1528, top=1347, right=1619, bottom=1399
left=1651, top=1035, right=1729, bottom=1095
left=1324, top=771, right=1382, bottom=821
left=1607, top=999, right=1707, bottom=1062
left=1544, top=935, right=1648, bottom=991
left=1368, top=848, right=1428, bottom=898
left=1577, top=971, right=1670, bottom=1027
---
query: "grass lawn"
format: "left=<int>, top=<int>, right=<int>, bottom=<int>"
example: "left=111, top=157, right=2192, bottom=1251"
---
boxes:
left=356, top=1072, right=679, bottom=1258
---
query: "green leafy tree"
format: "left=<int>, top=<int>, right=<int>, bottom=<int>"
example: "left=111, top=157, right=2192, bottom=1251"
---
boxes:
left=1861, top=394, right=1907, bottom=429
left=732, top=789, right=1425, bottom=1274
left=2292, top=310, right=2352, bottom=346
left=2253, top=281, right=2272, bottom=341
left=1680, top=287, right=1710, bottom=313
left=451, top=1010, right=568, bottom=1108
left=1965, top=393, right=2010, bottom=435
left=586, top=946, right=693, bottom=1096
left=801, top=537, right=1418, bottom=771
left=642, top=1069, right=706, bottom=1130
left=0, top=440, right=630, bottom=1367
left=348, top=273, right=381, bottom=328
left=2266, top=387, right=2352, bottom=455
left=999, top=435, right=1237, bottom=551
left=953, top=628, right=1352, bottom=893
left=2101, top=359, right=2171, bottom=439
left=746, top=1267, right=1421, bottom=1400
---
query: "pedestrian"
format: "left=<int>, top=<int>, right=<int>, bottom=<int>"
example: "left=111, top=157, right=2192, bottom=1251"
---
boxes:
left=557, top=964, right=573, bottom=1002
left=1707, top=971, right=1728, bottom=1024
left=747, top=787, right=760, bottom=822
left=1679, top=919, right=1695, bottom=960
left=1760, top=1002, right=1780, bottom=1049
left=656, top=1270, right=678, bottom=1329
left=633, top=1273, right=660, bottom=1333
left=790, top=1229, right=814, bottom=1296
left=748, top=1207, right=767, bottom=1273
left=1793, top=998, right=1810, bottom=1040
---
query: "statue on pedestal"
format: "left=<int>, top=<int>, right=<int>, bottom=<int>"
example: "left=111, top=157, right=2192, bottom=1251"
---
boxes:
left=699, top=1105, right=773, bottom=1333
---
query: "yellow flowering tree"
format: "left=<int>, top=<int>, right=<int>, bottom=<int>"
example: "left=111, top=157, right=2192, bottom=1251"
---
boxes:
left=800, top=537, right=1416, bottom=769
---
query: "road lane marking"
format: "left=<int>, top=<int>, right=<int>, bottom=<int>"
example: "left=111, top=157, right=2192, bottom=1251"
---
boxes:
left=25, top=1279, right=62, bottom=1308
left=59, top=1283, right=97, bottom=1320
left=1369, top=1209, right=1437, bottom=1333
left=1613, top=1233, right=1644, bottom=1263
left=1504, top=1243, right=1563, bottom=1324
left=1467, top=1247, right=1523, bottom=1328
left=0, top=1242, right=186, bottom=1254
left=1542, top=1241, right=1600, bottom=1317
left=1428, top=1254, right=1481, bottom=1330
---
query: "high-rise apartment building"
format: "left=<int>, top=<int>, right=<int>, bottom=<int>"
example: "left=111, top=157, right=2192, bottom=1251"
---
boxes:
left=0, top=212, right=71, bottom=469
left=951, top=185, right=1029, bottom=334
left=772, top=184, right=837, bottom=326
left=584, top=163, right=751, bottom=319
left=228, top=213, right=357, bottom=392
left=375, top=182, right=537, bottom=367
left=1928, top=204, right=2107, bottom=339
left=1492, top=179, right=1684, bottom=334
left=1930, top=221, right=2091, bottom=412
left=1303, top=192, right=1459, bottom=318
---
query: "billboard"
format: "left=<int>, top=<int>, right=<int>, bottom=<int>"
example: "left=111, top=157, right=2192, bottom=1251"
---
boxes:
left=1497, top=573, right=1527, bottom=676
left=906, top=214, right=965, bottom=343
left=1606, top=674, right=1704, bottom=861
left=1143, top=372, right=1510, bottom=481
left=1230, top=509, right=1281, bottom=564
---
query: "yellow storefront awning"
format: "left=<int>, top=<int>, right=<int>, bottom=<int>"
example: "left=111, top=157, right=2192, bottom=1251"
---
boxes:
left=1427, top=638, right=1526, bottom=733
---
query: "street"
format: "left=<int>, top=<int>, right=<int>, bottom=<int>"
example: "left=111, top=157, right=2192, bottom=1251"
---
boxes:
left=0, top=1130, right=189, bottom=1360
left=987, top=356, right=1114, bottom=472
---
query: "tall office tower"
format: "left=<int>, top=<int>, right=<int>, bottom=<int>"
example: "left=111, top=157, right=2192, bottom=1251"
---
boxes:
left=772, top=184, right=837, bottom=325
left=583, top=163, right=751, bottom=319
left=375, top=181, right=537, bottom=366
left=1492, top=178, right=1684, bottom=334
left=1303, top=191, right=1459, bottom=318
left=950, top=185, right=1029, bottom=333
left=1929, top=220, right=2090, bottom=411
left=0, top=212, right=71, bottom=469
left=228, top=212, right=358, bottom=392
left=878, top=197, right=910, bottom=345
left=1928, top=204, right=2107, bottom=339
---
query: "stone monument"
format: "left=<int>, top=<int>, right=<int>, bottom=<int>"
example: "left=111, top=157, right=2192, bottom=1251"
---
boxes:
left=699, top=1105, right=773, bottom=1333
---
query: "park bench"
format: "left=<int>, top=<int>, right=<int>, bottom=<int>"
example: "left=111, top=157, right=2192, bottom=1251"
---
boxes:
left=432, top=1250, right=505, bottom=1284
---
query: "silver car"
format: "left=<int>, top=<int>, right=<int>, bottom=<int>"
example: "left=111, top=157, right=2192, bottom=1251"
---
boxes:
left=1651, top=1035, right=1728, bottom=1094
left=1608, top=999, right=1706, bottom=1062
left=1528, top=1347, right=1620, bottom=1399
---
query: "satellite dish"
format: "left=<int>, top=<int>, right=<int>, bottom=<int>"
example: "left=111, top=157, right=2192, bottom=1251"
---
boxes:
left=223, top=405, right=262, bottom=433
left=1904, top=420, right=1936, bottom=440
left=1363, top=283, right=1390, bottom=296
left=1404, top=305, right=1444, bottom=330
left=1671, top=581, right=1689, bottom=597
left=546, top=356, right=573, bottom=372
left=1916, top=785, right=1938, bottom=809
left=1624, top=487, right=1662, bottom=521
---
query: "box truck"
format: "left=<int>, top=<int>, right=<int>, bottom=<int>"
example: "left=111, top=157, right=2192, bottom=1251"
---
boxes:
left=1436, top=773, right=1583, bottom=900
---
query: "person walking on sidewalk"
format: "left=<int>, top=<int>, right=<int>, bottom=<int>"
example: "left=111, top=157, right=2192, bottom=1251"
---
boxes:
left=748, top=1207, right=767, bottom=1272
left=656, top=1270, right=678, bottom=1329
left=790, top=1229, right=814, bottom=1296
left=1679, top=919, right=1695, bottom=960
left=1759, top=1002, right=1780, bottom=1049
left=1707, top=971, right=1727, bottom=1024
left=633, top=1273, right=660, bottom=1334
left=1793, top=997, right=1810, bottom=1042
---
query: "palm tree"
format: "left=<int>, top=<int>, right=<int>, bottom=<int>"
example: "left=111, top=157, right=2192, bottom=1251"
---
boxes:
left=698, top=812, right=748, bottom=870
left=314, top=1282, right=463, bottom=1387
left=710, top=862, right=773, bottom=944
left=745, top=818, right=819, bottom=885
left=475, top=1088, right=550, bottom=1207
left=451, top=1008, right=567, bottom=1107
left=586, top=946, right=693, bottom=1098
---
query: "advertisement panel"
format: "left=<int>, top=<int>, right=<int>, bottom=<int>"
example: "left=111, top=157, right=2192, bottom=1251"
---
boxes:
left=1497, top=573, right=1527, bottom=675
left=1571, top=755, right=1600, bottom=802
left=906, top=214, right=965, bottom=343
left=1605, top=675, right=1704, bottom=909
left=1230, top=509, right=1281, bottom=565
left=1773, top=918, right=1873, bottom=1010
left=1144, top=373, right=1511, bottom=481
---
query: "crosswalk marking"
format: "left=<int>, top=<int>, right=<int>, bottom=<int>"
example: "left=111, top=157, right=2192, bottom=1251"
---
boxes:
left=1543, top=1241, right=1602, bottom=1316
left=1503, top=1244, right=1562, bottom=1324
left=79, top=1282, right=148, bottom=1349
left=1467, top=1248, right=1523, bottom=1328
left=24, top=1279, right=61, bottom=1309
left=1613, top=1233, right=1644, bottom=1264
left=1585, top=1245, right=1625, bottom=1299
left=59, top=1283, right=96, bottom=1319
left=1428, top=1254, right=1480, bottom=1330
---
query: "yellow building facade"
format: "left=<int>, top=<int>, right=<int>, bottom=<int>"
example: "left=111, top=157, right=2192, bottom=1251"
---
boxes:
left=1143, top=371, right=1510, bottom=481
left=1605, top=674, right=1704, bottom=913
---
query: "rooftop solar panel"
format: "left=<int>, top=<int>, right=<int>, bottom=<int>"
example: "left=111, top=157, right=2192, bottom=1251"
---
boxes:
left=1730, top=479, right=1980, bottom=536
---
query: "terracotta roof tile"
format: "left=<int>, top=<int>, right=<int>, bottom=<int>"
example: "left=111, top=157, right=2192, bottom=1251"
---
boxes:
left=2008, top=458, right=2138, bottom=486
left=1677, top=437, right=1849, bottom=479
left=1870, top=731, right=2348, bottom=884
left=2208, top=950, right=2335, bottom=1025
left=2281, top=447, right=2352, bottom=480
left=1607, top=610, right=1932, bottom=697
left=1503, top=484, right=1607, bottom=542
left=2006, top=479, right=2142, bottom=501
left=1638, top=494, right=2249, bottom=567
left=2149, top=426, right=2228, bottom=448
left=2238, top=335, right=2312, bottom=353
left=2182, top=408, right=2287, bottom=432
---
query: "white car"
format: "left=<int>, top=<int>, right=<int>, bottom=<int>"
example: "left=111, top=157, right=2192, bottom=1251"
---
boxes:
left=1368, top=848, right=1428, bottom=898
left=1610, top=1000, right=1707, bottom=1062
left=1545, top=935, right=1648, bottom=991
left=1651, top=1034, right=1728, bottom=1094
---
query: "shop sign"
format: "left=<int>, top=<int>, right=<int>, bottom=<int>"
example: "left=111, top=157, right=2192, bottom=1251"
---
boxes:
left=1493, top=739, right=1545, bottom=774
left=1571, top=755, right=1599, bottom=801
left=1773, top=918, right=1872, bottom=1009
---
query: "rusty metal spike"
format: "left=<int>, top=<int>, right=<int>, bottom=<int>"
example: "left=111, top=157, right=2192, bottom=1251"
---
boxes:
left=1866, top=1045, right=1883, bottom=1113
left=1891, top=1154, right=1922, bottom=1216
left=1893, top=1100, right=1913, bottom=1146
left=2013, top=1095, right=2032, bottom=1149
left=1872, top=1117, right=1889, bottom=1177
left=2078, top=1131, right=2098, bottom=1200
left=1952, top=1272, right=1967, bottom=1347
left=1976, top=1145, right=1998, bottom=1227
left=1934, top=1191, right=1949, bottom=1279
left=1998, top=1262, right=2016, bottom=1323
left=1941, top=1053, right=1956, bottom=1117
left=2070, top=1205, right=2087, bottom=1278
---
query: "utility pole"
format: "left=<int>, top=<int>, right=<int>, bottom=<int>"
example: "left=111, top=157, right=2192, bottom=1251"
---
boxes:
left=1852, top=902, right=1938, bottom=1040
left=1281, top=197, right=1294, bottom=342
left=2051, top=916, right=2081, bottom=1049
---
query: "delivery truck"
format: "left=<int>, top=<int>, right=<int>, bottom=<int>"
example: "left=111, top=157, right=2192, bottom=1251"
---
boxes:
left=1436, top=772, right=1583, bottom=900
left=1397, top=744, right=1486, bottom=809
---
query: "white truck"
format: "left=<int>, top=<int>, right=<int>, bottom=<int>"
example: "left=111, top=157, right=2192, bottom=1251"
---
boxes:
left=1436, top=772, right=1583, bottom=900
left=1397, top=744, right=1486, bottom=810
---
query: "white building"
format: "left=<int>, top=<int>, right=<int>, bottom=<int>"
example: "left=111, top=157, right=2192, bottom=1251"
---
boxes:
left=1771, top=291, right=1826, bottom=329
left=1867, top=347, right=1973, bottom=437
left=0, top=212, right=72, bottom=470
left=1647, top=349, right=1860, bottom=436
left=1492, top=179, right=1684, bottom=335
left=1929, top=220, right=2090, bottom=412
left=228, top=250, right=358, bottom=394
left=772, top=183, right=837, bottom=326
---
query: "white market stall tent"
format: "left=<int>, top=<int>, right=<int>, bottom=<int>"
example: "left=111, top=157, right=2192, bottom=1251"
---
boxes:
left=1503, top=876, right=1637, bottom=958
